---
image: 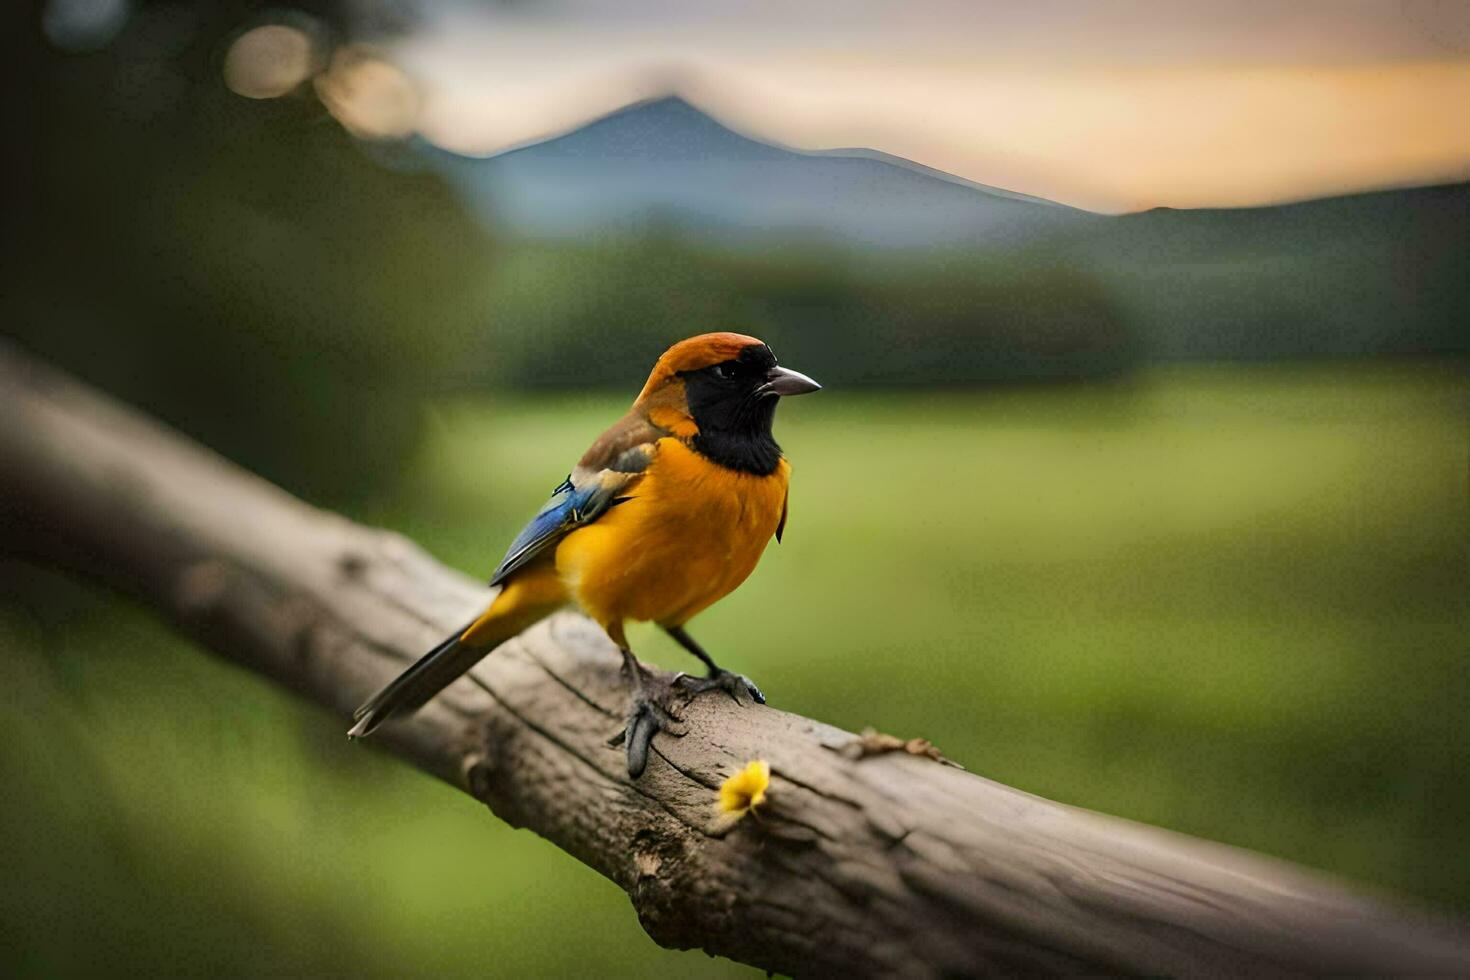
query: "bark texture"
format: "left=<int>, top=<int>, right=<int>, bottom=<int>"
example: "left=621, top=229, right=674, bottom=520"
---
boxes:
left=2, top=341, right=1467, bottom=977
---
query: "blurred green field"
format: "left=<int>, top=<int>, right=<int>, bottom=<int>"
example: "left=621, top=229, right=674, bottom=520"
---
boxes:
left=3, top=361, right=1467, bottom=977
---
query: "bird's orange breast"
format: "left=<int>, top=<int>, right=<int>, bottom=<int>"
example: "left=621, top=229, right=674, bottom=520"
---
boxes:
left=554, top=439, right=789, bottom=630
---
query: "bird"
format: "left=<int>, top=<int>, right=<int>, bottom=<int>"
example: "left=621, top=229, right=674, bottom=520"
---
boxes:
left=348, top=332, right=820, bottom=777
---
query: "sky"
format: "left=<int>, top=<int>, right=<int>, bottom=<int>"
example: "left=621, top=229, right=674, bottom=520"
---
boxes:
left=380, top=0, right=1470, bottom=213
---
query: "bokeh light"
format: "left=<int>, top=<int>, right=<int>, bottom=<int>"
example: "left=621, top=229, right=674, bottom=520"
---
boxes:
left=314, top=45, right=420, bottom=140
left=223, top=23, right=320, bottom=100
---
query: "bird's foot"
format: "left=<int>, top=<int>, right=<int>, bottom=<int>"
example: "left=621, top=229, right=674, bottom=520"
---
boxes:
left=608, top=670, right=687, bottom=778
left=675, top=668, right=766, bottom=707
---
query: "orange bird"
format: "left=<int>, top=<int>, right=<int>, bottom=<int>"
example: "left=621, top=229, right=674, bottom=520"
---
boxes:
left=349, top=333, right=820, bottom=776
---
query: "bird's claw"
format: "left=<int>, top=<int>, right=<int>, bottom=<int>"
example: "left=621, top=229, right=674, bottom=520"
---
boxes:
left=610, top=683, right=687, bottom=778
left=674, top=668, right=766, bottom=707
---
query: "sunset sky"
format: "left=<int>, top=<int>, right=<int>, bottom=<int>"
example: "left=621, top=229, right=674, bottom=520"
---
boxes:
left=385, top=0, right=1470, bottom=212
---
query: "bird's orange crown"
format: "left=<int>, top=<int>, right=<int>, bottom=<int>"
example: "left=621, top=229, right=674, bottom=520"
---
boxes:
left=636, top=332, right=766, bottom=403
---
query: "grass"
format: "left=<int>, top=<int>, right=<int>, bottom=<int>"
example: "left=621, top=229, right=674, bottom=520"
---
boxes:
left=2, top=360, right=1466, bottom=977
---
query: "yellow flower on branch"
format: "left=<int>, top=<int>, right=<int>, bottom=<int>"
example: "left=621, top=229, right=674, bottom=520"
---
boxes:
left=711, top=759, right=770, bottom=834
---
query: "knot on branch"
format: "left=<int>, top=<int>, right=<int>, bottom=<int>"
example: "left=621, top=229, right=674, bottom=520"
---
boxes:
left=176, top=559, right=231, bottom=616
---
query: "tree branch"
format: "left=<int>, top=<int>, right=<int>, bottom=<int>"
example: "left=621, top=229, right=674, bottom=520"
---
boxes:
left=2, top=341, right=1466, bottom=977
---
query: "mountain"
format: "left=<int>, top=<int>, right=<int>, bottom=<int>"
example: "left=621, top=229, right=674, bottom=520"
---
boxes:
left=419, top=97, right=1468, bottom=368
left=422, top=96, right=1103, bottom=249
left=1080, top=183, right=1470, bottom=359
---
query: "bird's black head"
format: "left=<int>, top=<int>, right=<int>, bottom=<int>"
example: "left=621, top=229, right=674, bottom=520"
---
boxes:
left=678, top=342, right=820, bottom=475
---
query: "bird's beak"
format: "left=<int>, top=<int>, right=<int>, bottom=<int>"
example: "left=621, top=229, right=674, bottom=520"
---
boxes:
left=758, top=365, right=822, bottom=397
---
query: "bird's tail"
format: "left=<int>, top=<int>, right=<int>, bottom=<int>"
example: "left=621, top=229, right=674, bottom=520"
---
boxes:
left=348, top=568, right=569, bottom=739
left=348, top=620, right=485, bottom=739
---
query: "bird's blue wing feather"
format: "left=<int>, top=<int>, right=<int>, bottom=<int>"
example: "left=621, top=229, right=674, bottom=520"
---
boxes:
left=487, top=470, right=635, bottom=587
left=487, top=423, right=659, bottom=587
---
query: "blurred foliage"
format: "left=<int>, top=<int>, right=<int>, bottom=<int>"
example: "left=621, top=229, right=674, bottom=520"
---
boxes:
left=2, top=0, right=492, bottom=502
left=3, top=364, right=1467, bottom=977
left=455, top=232, right=1135, bottom=391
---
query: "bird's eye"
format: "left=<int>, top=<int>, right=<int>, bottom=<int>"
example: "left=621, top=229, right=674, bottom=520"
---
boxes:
left=713, top=363, right=736, bottom=380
